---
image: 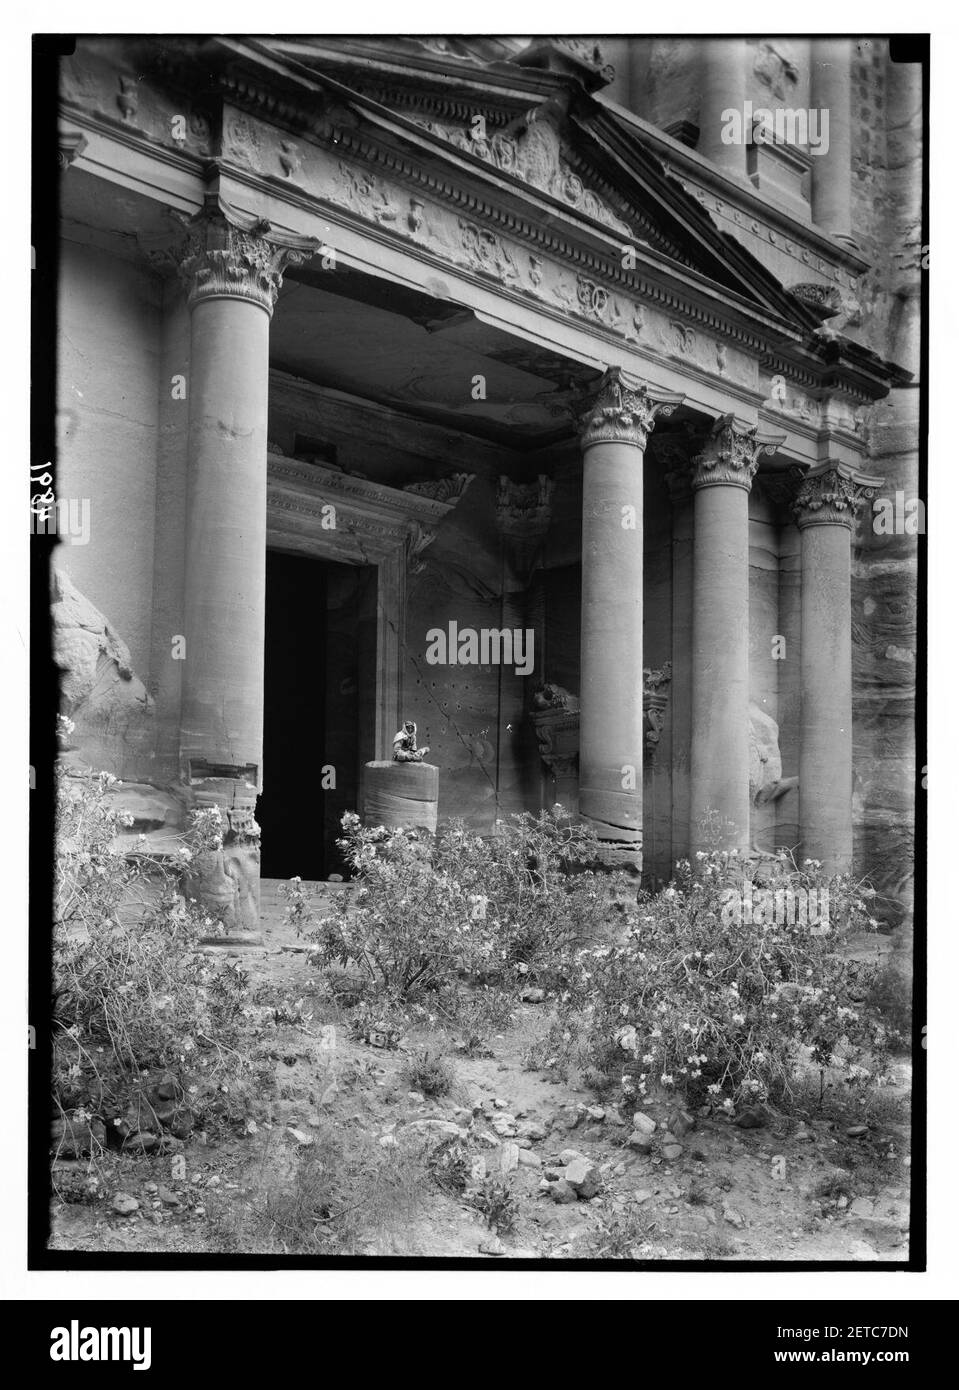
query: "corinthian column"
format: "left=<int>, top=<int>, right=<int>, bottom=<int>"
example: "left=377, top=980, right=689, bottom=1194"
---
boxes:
left=578, top=368, right=683, bottom=867
left=792, top=462, right=883, bottom=872
left=175, top=196, right=317, bottom=926
left=689, top=416, right=779, bottom=855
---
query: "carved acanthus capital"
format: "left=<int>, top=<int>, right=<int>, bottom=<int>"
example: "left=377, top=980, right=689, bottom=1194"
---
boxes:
left=58, top=129, right=88, bottom=171
left=579, top=369, right=684, bottom=452
left=691, top=415, right=784, bottom=492
left=791, top=462, right=885, bottom=529
left=496, top=475, right=554, bottom=537
left=146, top=196, right=319, bottom=317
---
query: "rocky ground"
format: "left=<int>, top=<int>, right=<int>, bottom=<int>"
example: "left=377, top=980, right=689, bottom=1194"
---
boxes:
left=49, top=881, right=912, bottom=1262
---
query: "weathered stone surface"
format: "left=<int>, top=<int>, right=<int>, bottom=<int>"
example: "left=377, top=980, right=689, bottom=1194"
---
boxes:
left=564, top=1156, right=602, bottom=1198
left=52, top=568, right=155, bottom=774
left=550, top=1179, right=579, bottom=1204
left=628, top=1131, right=654, bottom=1152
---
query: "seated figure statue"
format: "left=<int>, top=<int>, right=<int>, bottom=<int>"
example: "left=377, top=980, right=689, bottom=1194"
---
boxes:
left=392, top=719, right=430, bottom=763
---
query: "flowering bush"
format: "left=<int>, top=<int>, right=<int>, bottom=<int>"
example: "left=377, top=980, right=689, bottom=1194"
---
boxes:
left=287, top=810, right=618, bottom=1014
left=53, top=763, right=254, bottom=1152
left=545, top=849, right=899, bottom=1113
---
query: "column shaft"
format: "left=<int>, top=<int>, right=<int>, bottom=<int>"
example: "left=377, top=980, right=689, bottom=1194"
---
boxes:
left=181, top=299, right=269, bottom=772
left=793, top=463, right=883, bottom=873
left=578, top=370, right=683, bottom=867
left=689, top=481, right=751, bottom=852
left=810, top=39, right=853, bottom=243
left=580, top=438, right=646, bottom=853
left=688, top=416, right=779, bottom=854
left=697, top=38, right=748, bottom=178
left=798, top=521, right=852, bottom=868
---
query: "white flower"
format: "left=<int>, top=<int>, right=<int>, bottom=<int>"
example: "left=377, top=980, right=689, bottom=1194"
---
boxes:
left=660, top=1073, right=675, bottom=1086
left=732, top=1013, right=746, bottom=1026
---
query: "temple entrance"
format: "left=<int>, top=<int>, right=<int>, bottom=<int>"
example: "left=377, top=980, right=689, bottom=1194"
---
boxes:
left=259, top=549, right=378, bottom=880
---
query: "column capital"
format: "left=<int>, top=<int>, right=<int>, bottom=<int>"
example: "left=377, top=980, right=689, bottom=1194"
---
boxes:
left=792, top=461, right=885, bottom=529
left=147, top=194, right=319, bottom=317
left=690, top=414, right=784, bottom=492
left=579, top=368, right=684, bottom=451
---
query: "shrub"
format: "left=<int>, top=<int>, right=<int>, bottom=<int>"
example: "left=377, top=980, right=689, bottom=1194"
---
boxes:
left=286, top=810, right=619, bottom=1018
left=547, top=849, right=897, bottom=1114
left=52, top=762, right=254, bottom=1152
left=403, top=1048, right=455, bottom=1098
left=862, top=961, right=912, bottom=1052
left=470, top=1176, right=519, bottom=1235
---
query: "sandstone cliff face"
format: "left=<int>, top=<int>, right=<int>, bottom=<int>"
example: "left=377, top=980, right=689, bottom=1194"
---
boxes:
left=52, top=566, right=156, bottom=779
left=849, top=50, right=922, bottom=925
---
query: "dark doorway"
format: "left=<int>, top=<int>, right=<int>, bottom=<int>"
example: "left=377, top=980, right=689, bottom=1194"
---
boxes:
left=259, top=550, right=377, bottom=879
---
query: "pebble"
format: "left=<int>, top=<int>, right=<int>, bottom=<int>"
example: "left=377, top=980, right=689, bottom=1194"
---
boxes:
left=518, top=1149, right=542, bottom=1168
left=491, top=1116, right=518, bottom=1137
left=628, top=1131, right=653, bottom=1152
left=564, top=1157, right=602, bottom=1199
left=668, top=1108, right=695, bottom=1138
left=846, top=1125, right=869, bottom=1138
left=722, top=1204, right=746, bottom=1229
left=157, top=1186, right=181, bottom=1206
left=662, top=1143, right=683, bottom=1162
left=479, top=1236, right=508, bottom=1256
left=634, top=1189, right=654, bottom=1203
left=550, top=1179, right=579, bottom=1204
left=405, top=1119, right=468, bottom=1139
left=632, top=1112, right=657, bottom=1135
left=498, top=1142, right=521, bottom=1175
left=520, top=987, right=545, bottom=1003
left=586, top=1106, right=606, bottom=1122
left=112, top=1193, right=140, bottom=1215
left=559, top=1148, right=586, bottom=1166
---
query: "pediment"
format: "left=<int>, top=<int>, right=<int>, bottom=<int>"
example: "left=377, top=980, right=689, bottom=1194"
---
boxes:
left=243, top=38, right=823, bottom=332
